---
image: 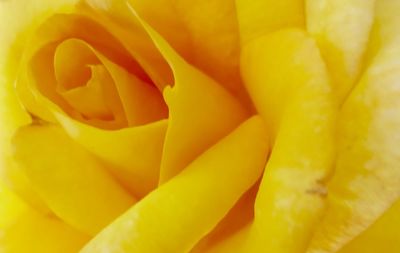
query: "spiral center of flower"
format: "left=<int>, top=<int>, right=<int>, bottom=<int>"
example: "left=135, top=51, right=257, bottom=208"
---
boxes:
left=54, top=39, right=115, bottom=121
left=23, top=14, right=170, bottom=130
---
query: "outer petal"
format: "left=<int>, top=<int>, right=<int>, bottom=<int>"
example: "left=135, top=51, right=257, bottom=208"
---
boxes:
left=308, top=1, right=400, bottom=252
left=80, top=116, right=269, bottom=253
left=241, top=29, right=336, bottom=253
left=0, top=0, right=77, bottom=213
left=12, top=124, right=136, bottom=236
left=235, top=0, right=304, bottom=45
left=0, top=183, right=89, bottom=253
left=306, top=0, right=376, bottom=102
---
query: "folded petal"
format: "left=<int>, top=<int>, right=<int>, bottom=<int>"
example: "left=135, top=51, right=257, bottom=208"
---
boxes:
left=13, top=124, right=136, bottom=235
left=306, top=0, right=376, bottom=102
left=84, top=0, right=248, bottom=105
left=236, top=0, right=304, bottom=45
left=308, top=1, right=400, bottom=252
left=241, top=29, right=336, bottom=253
left=128, top=6, right=248, bottom=182
left=80, top=116, right=269, bottom=253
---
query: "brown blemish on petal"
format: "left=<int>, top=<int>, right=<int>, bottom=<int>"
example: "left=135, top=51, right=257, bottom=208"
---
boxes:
left=306, top=181, right=328, bottom=198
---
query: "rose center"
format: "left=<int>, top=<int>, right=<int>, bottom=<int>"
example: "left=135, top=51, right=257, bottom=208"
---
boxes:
left=54, top=39, right=115, bottom=121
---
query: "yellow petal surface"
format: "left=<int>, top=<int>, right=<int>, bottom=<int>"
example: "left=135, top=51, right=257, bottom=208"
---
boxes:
left=56, top=114, right=167, bottom=197
left=127, top=5, right=248, bottom=183
left=308, top=1, right=400, bottom=252
left=236, top=0, right=304, bottom=45
left=96, top=45, right=168, bottom=126
left=201, top=225, right=251, bottom=253
left=337, top=198, right=400, bottom=253
left=80, top=116, right=269, bottom=253
left=306, top=0, right=376, bottom=102
left=167, top=0, right=246, bottom=103
left=0, top=0, right=80, bottom=123
left=241, top=29, right=336, bottom=253
left=0, top=183, right=89, bottom=253
left=12, top=124, right=136, bottom=236
left=0, top=182, right=27, bottom=229
left=191, top=185, right=258, bottom=253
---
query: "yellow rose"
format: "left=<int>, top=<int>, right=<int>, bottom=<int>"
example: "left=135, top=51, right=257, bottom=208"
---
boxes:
left=1, top=0, right=400, bottom=253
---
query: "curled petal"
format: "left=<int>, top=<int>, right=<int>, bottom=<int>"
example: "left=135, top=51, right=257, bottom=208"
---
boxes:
left=16, top=13, right=170, bottom=197
left=85, top=0, right=247, bottom=103
left=127, top=4, right=248, bottom=182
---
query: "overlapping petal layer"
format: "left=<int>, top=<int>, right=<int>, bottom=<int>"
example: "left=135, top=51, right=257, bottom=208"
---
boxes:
left=308, top=1, right=400, bottom=252
left=1, top=0, right=400, bottom=252
left=81, top=116, right=269, bottom=253
left=241, top=29, right=336, bottom=253
left=13, top=12, right=169, bottom=197
left=306, top=0, right=376, bottom=102
left=236, top=0, right=304, bottom=45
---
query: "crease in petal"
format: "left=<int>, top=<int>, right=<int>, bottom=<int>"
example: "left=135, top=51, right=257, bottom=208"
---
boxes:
left=80, top=116, right=269, bottom=253
left=306, top=0, right=376, bottom=103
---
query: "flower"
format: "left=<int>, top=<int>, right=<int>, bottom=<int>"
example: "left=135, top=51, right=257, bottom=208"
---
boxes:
left=1, top=0, right=400, bottom=253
